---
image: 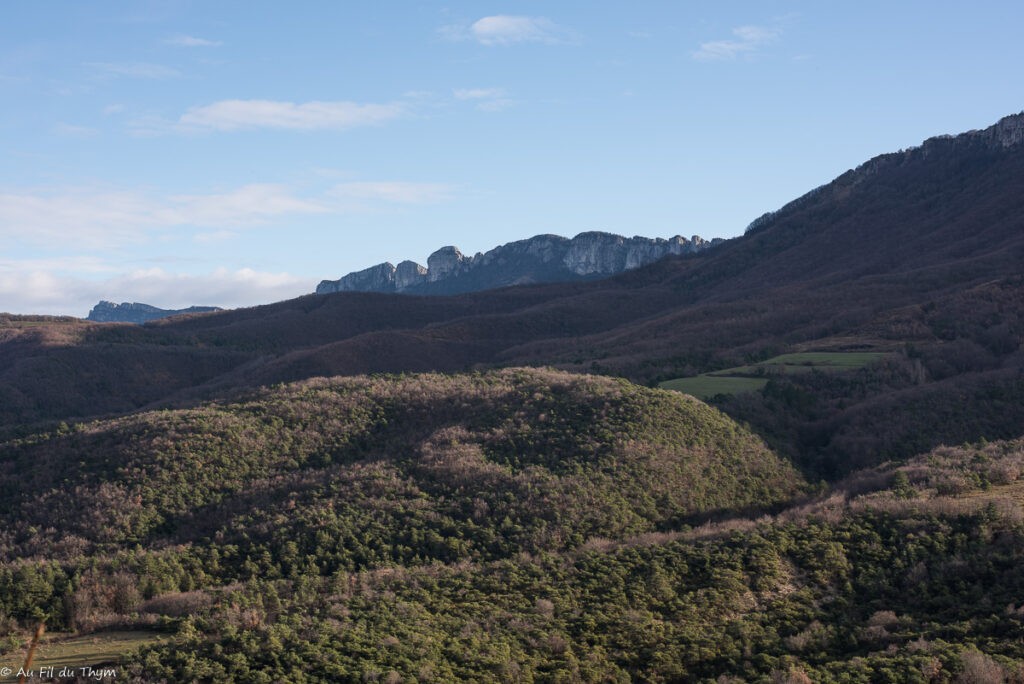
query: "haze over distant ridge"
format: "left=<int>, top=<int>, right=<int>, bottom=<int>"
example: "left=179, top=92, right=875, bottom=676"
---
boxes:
left=87, top=301, right=222, bottom=324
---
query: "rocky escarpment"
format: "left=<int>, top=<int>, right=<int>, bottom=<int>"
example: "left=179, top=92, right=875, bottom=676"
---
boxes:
left=316, top=231, right=722, bottom=296
left=87, top=301, right=222, bottom=324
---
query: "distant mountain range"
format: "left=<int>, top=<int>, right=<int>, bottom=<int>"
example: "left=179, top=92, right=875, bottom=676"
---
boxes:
left=316, top=231, right=722, bottom=296
left=87, top=300, right=222, bottom=324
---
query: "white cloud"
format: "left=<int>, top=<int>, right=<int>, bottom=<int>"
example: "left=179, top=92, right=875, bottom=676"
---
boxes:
left=0, top=264, right=309, bottom=317
left=0, top=190, right=170, bottom=247
left=166, top=34, right=223, bottom=47
left=473, top=16, right=555, bottom=45
left=86, top=61, right=182, bottom=79
left=402, top=90, right=437, bottom=100
left=330, top=181, right=454, bottom=204
left=174, top=99, right=403, bottom=132
left=99, top=267, right=308, bottom=309
left=693, top=25, right=780, bottom=61
left=193, top=230, right=239, bottom=244
left=0, top=179, right=456, bottom=250
left=0, top=184, right=329, bottom=248
left=453, top=87, right=513, bottom=112
left=476, top=99, right=513, bottom=113
left=454, top=87, right=505, bottom=101
left=0, top=175, right=459, bottom=316
left=0, top=256, right=117, bottom=275
left=442, top=15, right=571, bottom=46
left=168, top=184, right=328, bottom=225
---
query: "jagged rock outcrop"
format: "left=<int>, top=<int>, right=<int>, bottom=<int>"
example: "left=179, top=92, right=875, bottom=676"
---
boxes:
left=563, top=232, right=713, bottom=275
left=395, top=260, right=428, bottom=289
left=324, top=263, right=398, bottom=293
left=316, top=231, right=722, bottom=296
left=426, top=247, right=467, bottom=283
left=959, top=111, right=1024, bottom=149
left=87, top=301, right=222, bottom=324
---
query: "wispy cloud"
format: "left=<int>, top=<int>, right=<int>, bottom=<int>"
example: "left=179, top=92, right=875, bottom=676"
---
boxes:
left=0, top=180, right=456, bottom=249
left=0, top=255, right=117, bottom=275
left=170, top=184, right=330, bottom=224
left=0, top=264, right=309, bottom=317
left=693, top=25, right=780, bottom=61
left=441, top=15, right=572, bottom=46
left=454, top=88, right=505, bottom=101
left=0, top=184, right=329, bottom=248
left=172, top=99, right=403, bottom=133
left=86, top=61, right=182, bottom=79
left=165, top=34, right=223, bottom=47
left=54, top=122, right=99, bottom=138
left=330, top=181, right=454, bottom=205
left=0, top=176, right=457, bottom=315
left=193, top=230, right=238, bottom=243
left=92, top=267, right=308, bottom=310
left=453, top=87, right=513, bottom=112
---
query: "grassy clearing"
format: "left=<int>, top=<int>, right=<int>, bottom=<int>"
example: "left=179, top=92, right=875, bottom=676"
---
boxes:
left=661, top=351, right=887, bottom=398
left=757, top=352, right=887, bottom=367
left=659, top=375, right=769, bottom=398
left=1, top=630, right=165, bottom=681
left=963, top=479, right=1024, bottom=506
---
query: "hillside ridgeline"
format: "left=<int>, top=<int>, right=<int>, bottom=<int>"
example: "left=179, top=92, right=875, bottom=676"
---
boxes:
left=1, top=113, right=1023, bottom=478
left=0, top=369, right=803, bottom=568
left=87, top=301, right=223, bottom=324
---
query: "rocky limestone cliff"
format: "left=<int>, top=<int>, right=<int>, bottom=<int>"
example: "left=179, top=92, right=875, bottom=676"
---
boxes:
left=87, top=301, right=223, bottom=324
left=563, top=232, right=711, bottom=275
left=395, top=260, right=428, bottom=289
left=316, top=231, right=722, bottom=296
left=958, top=111, right=1024, bottom=149
left=426, top=246, right=467, bottom=283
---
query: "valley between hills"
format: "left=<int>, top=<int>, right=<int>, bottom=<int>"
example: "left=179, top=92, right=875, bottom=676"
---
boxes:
left=1, top=114, right=1024, bottom=681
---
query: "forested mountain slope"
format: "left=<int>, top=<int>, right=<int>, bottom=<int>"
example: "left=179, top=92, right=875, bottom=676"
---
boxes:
left=3, top=374, right=1023, bottom=680
left=3, top=116, right=1023, bottom=438
left=3, top=116, right=1022, bottom=486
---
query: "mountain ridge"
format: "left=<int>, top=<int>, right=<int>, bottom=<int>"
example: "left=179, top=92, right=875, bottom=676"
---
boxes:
left=745, top=110, right=1024, bottom=236
left=316, top=230, right=723, bottom=296
left=1, top=112, right=1022, bottom=476
left=87, top=300, right=223, bottom=324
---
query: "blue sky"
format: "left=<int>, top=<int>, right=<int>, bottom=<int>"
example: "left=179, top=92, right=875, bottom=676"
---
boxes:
left=2, top=1, right=1023, bottom=316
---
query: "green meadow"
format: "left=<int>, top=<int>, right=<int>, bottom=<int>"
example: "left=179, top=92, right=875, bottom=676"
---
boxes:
left=660, top=351, right=887, bottom=398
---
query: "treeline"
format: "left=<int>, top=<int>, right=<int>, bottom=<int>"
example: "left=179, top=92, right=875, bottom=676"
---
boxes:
left=705, top=278, right=1024, bottom=480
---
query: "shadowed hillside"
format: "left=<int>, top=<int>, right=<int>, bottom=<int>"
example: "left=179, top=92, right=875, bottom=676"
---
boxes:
left=4, top=381, right=1024, bottom=680
left=0, top=369, right=804, bottom=565
left=2, top=114, right=1023, bottom=476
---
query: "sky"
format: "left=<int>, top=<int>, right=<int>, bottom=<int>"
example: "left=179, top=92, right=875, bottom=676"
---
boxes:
left=2, top=2, right=1023, bottom=317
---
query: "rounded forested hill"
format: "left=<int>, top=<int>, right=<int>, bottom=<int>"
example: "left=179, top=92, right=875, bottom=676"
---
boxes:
left=0, top=369, right=804, bottom=572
